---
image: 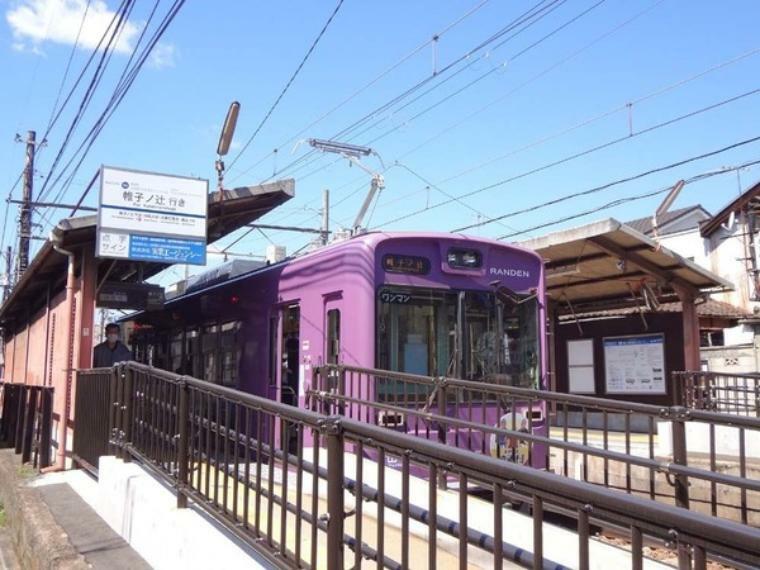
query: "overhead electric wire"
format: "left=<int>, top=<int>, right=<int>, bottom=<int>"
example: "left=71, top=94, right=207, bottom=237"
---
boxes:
left=39, top=0, right=168, bottom=222
left=35, top=0, right=135, bottom=205
left=3, top=0, right=130, bottom=254
left=37, top=0, right=188, bottom=231
left=373, top=86, right=760, bottom=229
left=46, top=0, right=93, bottom=133
left=265, top=0, right=572, bottom=183
left=248, top=0, right=665, bottom=240
left=396, top=0, right=668, bottom=162
left=225, top=0, right=346, bottom=172
left=353, top=0, right=604, bottom=149
left=499, top=158, right=760, bottom=239
left=394, top=162, right=520, bottom=232
left=257, top=0, right=565, bottom=183
left=450, top=134, right=760, bottom=233
left=284, top=0, right=605, bottom=187
left=220, top=0, right=566, bottom=254
left=226, top=0, right=493, bottom=184
left=373, top=46, right=760, bottom=216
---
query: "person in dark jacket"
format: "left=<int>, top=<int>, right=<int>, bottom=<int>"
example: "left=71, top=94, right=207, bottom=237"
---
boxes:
left=93, top=323, right=133, bottom=367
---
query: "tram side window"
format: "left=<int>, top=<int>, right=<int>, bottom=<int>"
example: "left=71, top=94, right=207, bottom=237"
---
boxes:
left=220, top=321, right=241, bottom=387
left=186, top=328, right=201, bottom=378
left=202, top=323, right=218, bottom=383
left=169, top=330, right=183, bottom=373
left=268, top=316, right=278, bottom=386
left=326, top=309, right=340, bottom=364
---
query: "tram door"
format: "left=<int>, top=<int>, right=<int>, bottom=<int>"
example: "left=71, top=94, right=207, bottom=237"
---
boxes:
left=280, top=304, right=300, bottom=408
left=323, top=296, right=342, bottom=414
left=278, top=305, right=300, bottom=453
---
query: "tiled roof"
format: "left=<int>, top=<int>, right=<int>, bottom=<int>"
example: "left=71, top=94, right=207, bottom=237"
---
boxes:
left=558, top=298, right=750, bottom=321
left=625, top=206, right=705, bottom=236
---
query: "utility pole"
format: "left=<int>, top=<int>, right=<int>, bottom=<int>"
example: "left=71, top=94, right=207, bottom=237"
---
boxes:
left=321, top=189, right=330, bottom=246
left=15, top=130, right=36, bottom=283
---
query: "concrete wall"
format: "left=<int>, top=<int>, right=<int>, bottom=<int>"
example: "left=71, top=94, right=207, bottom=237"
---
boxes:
left=701, top=343, right=759, bottom=373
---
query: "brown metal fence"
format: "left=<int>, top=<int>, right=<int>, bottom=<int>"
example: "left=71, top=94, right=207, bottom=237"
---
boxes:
left=674, top=371, right=760, bottom=416
left=94, top=361, right=760, bottom=569
left=0, top=382, right=53, bottom=470
left=72, top=368, right=114, bottom=475
left=311, top=364, right=760, bottom=526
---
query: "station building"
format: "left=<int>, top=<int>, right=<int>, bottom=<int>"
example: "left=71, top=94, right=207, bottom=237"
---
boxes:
left=0, top=180, right=294, bottom=468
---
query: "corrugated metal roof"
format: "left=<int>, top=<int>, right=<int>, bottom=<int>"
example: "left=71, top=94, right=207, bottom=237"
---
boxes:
left=518, top=218, right=732, bottom=308
left=0, top=180, right=294, bottom=329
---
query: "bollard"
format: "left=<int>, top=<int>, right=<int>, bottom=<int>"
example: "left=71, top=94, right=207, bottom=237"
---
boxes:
left=325, top=417, right=344, bottom=570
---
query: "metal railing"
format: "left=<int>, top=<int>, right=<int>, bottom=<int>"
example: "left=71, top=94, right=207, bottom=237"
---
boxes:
left=674, top=371, right=760, bottom=416
left=0, top=382, right=53, bottom=470
left=311, top=364, right=760, bottom=526
left=72, top=368, right=114, bottom=475
left=94, top=361, right=760, bottom=569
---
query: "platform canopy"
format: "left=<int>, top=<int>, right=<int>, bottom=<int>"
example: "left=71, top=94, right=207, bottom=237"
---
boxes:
left=0, top=179, right=294, bottom=329
left=518, top=218, right=732, bottom=313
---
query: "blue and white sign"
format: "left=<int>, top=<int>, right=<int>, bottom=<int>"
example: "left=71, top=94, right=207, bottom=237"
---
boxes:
left=96, top=166, right=208, bottom=265
left=603, top=333, right=666, bottom=395
left=129, top=235, right=206, bottom=264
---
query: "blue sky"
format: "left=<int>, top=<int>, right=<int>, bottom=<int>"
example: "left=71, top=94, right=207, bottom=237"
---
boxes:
left=1, top=0, right=759, bottom=284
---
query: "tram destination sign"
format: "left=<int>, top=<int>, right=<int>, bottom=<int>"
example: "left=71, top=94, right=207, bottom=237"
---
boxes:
left=97, top=282, right=165, bottom=311
left=96, top=166, right=209, bottom=265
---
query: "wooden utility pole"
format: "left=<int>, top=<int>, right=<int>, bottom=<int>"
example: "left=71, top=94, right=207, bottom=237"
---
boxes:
left=15, top=130, right=36, bottom=283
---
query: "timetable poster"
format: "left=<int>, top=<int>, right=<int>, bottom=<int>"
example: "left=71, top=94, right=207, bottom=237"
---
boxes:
left=603, top=334, right=666, bottom=394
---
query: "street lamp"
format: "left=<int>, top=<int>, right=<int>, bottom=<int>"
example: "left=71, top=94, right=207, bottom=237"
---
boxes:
left=215, top=101, right=241, bottom=194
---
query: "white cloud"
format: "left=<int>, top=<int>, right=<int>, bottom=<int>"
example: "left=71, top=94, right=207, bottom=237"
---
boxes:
left=7, top=0, right=137, bottom=54
left=148, top=42, right=176, bottom=69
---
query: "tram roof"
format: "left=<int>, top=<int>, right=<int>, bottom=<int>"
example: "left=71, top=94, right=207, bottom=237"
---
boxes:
left=0, top=179, right=294, bottom=330
left=517, top=218, right=732, bottom=312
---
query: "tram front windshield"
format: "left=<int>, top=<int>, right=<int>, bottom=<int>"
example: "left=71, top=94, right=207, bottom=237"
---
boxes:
left=376, top=287, right=540, bottom=388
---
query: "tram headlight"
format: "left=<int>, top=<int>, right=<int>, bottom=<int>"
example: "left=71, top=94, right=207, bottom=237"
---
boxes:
left=447, top=248, right=482, bottom=269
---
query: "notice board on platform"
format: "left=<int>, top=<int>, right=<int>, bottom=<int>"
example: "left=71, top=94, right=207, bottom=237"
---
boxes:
left=603, top=333, right=666, bottom=395
left=567, top=339, right=595, bottom=393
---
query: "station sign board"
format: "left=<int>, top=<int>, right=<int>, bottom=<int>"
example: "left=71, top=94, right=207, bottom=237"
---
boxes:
left=96, top=166, right=209, bottom=265
left=97, top=282, right=165, bottom=311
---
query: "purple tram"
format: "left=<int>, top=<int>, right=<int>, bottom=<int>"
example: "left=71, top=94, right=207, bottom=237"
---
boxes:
left=127, top=232, right=547, bottom=464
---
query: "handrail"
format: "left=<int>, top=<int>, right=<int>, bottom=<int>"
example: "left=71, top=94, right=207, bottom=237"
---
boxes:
left=99, top=362, right=760, bottom=568
left=330, top=363, right=760, bottom=427
left=309, top=388, right=760, bottom=494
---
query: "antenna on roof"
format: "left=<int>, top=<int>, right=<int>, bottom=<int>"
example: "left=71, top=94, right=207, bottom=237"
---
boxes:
left=651, top=179, right=685, bottom=246
left=308, top=139, right=385, bottom=235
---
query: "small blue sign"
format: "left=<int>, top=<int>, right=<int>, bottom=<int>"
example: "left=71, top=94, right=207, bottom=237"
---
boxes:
left=128, top=234, right=206, bottom=265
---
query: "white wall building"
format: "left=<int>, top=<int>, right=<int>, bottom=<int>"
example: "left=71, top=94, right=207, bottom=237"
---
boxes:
left=625, top=183, right=760, bottom=373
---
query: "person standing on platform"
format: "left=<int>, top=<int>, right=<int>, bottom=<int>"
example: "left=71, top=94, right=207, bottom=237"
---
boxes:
left=93, top=323, right=133, bottom=367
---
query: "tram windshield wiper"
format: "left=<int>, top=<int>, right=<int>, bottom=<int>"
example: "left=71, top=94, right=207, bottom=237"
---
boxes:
left=489, top=281, right=536, bottom=306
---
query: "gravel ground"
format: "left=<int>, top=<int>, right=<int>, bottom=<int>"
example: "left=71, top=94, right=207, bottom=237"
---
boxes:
left=598, top=533, right=735, bottom=570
